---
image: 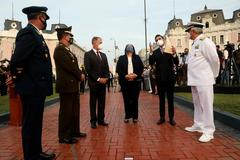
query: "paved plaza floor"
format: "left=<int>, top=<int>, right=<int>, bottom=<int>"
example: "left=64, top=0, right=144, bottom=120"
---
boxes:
left=0, top=90, right=240, bottom=160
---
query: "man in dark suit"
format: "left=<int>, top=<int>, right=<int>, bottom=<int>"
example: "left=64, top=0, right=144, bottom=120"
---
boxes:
left=9, top=6, right=55, bottom=160
left=54, top=26, right=87, bottom=144
left=84, top=37, right=109, bottom=129
left=149, top=34, right=179, bottom=126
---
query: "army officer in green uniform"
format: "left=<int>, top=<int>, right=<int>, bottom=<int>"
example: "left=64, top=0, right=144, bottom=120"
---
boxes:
left=54, top=26, right=86, bottom=144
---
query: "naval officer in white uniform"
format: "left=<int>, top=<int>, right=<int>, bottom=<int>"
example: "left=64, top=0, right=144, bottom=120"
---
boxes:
left=184, top=22, right=220, bottom=143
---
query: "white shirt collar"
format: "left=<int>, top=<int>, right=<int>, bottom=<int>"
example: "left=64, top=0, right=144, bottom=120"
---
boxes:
left=92, top=48, right=100, bottom=55
left=127, top=56, right=132, bottom=60
left=30, top=23, right=42, bottom=35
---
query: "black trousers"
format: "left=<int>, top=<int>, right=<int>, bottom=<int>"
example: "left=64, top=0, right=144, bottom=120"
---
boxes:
left=121, top=82, right=140, bottom=119
left=150, top=77, right=156, bottom=93
left=59, top=93, right=80, bottom=139
left=80, top=81, right=85, bottom=93
left=20, top=95, right=46, bottom=160
left=89, top=84, right=106, bottom=123
left=157, top=81, right=175, bottom=120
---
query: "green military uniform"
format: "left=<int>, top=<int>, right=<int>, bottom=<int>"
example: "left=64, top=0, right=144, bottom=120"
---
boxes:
left=54, top=32, right=83, bottom=140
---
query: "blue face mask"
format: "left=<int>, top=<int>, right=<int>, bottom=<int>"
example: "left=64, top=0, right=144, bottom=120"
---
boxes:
left=125, top=45, right=135, bottom=53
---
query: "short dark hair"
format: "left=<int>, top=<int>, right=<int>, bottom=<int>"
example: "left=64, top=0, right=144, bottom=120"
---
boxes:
left=154, top=34, right=164, bottom=42
left=27, top=12, right=42, bottom=20
left=92, top=36, right=101, bottom=44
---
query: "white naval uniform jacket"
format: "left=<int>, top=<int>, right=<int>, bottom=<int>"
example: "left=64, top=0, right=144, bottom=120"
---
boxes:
left=187, top=34, right=220, bottom=86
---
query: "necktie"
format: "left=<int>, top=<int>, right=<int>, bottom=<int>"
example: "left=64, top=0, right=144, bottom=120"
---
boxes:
left=97, top=51, right=102, bottom=60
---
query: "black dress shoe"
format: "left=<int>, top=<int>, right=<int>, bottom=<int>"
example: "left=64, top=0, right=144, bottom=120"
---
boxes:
left=38, top=152, right=56, bottom=160
left=98, top=121, right=109, bottom=126
left=73, top=132, right=87, bottom=138
left=59, top=138, right=78, bottom=144
left=169, top=119, right=176, bottom=126
left=91, top=122, right=97, bottom=129
left=157, top=118, right=165, bottom=125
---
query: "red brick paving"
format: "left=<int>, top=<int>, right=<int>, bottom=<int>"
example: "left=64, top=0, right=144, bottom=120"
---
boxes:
left=0, top=91, right=240, bottom=160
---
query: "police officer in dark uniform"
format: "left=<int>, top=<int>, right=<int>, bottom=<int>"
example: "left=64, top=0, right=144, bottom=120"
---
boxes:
left=54, top=26, right=87, bottom=144
left=9, top=6, right=56, bottom=160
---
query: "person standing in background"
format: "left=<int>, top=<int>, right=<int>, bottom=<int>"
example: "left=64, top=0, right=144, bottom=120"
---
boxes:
left=216, top=45, right=224, bottom=85
left=181, top=48, right=189, bottom=86
left=107, top=71, right=114, bottom=92
left=80, top=65, right=87, bottom=93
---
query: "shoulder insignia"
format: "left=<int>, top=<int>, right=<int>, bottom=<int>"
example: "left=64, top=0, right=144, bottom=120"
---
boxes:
left=65, top=47, right=70, bottom=51
left=199, top=36, right=206, bottom=41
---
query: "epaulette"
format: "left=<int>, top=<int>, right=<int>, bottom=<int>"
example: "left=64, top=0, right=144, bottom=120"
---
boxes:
left=64, top=46, right=70, bottom=51
left=199, top=36, right=206, bottom=41
left=58, top=43, right=70, bottom=51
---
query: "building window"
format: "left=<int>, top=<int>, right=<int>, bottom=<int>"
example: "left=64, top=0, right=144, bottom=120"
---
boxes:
left=213, top=13, right=218, bottom=18
left=238, top=12, right=240, bottom=18
left=177, top=39, right=181, bottom=47
left=212, top=36, right=216, bottom=44
left=238, top=33, right=240, bottom=42
left=220, top=35, right=224, bottom=44
left=176, top=22, right=180, bottom=26
left=206, top=22, right=209, bottom=28
left=11, top=22, right=17, bottom=29
left=196, top=16, right=201, bottom=21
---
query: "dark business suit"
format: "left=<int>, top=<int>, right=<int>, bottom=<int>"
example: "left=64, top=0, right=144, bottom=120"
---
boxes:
left=84, top=49, right=109, bottom=123
left=54, top=43, right=82, bottom=140
left=149, top=48, right=179, bottom=120
left=116, top=55, right=143, bottom=119
left=10, top=24, right=53, bottom=160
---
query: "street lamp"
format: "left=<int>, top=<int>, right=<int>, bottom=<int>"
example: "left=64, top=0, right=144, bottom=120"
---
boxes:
left=110, top=38, right=117, bottom=63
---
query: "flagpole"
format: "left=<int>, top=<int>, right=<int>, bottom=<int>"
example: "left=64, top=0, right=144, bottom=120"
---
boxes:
left=144, top=0, right=148, bottom=65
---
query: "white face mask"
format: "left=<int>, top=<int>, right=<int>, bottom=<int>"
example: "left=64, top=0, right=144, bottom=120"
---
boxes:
left=98, top=43, right=103, bottom=50
left=157, top=39, right=164, bottom=47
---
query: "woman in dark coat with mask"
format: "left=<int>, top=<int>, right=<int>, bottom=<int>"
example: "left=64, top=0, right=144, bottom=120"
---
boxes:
left=116, top=44, right=144, bottom=123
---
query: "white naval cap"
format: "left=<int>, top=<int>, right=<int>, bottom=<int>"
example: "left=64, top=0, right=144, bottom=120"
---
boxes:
left=185, top=22, right=204, bottom=32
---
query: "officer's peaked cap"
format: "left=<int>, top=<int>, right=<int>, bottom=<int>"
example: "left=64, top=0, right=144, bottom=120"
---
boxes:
left=22, top=6, right=50, bottom=20
left=185, top=22, right=204, bottom=32
left=55, top=26, right=73, bottom=37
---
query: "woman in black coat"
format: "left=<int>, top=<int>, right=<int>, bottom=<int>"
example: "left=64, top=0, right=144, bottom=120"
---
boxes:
left=116, top=44, right=144, bottom=123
